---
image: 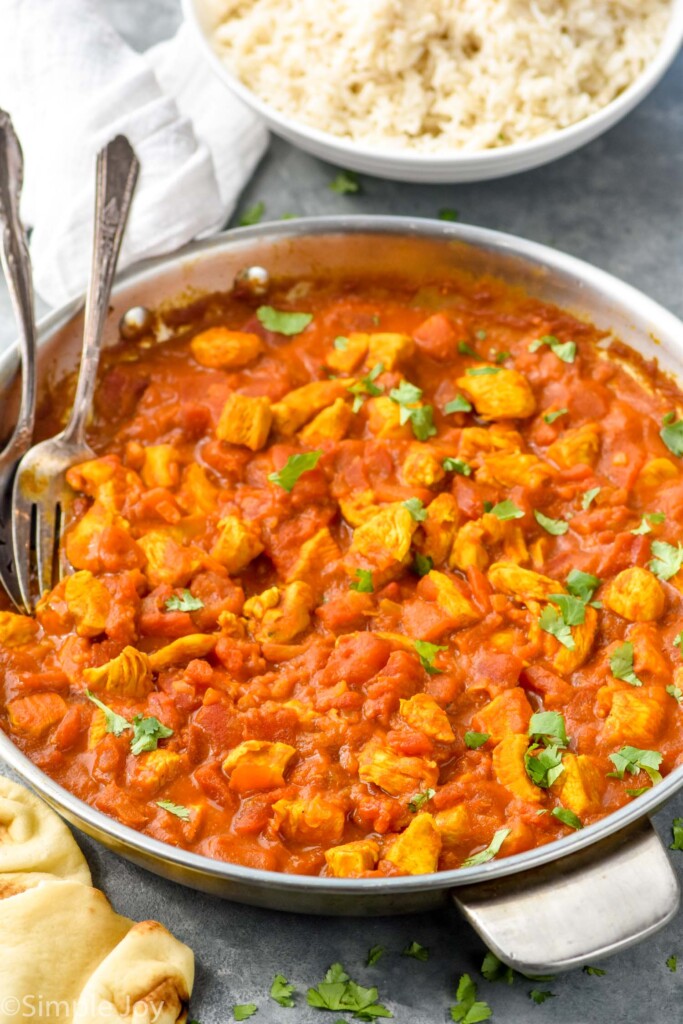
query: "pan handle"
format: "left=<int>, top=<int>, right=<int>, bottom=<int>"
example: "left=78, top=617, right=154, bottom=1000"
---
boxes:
left=452, top=819, right=679, bottom=975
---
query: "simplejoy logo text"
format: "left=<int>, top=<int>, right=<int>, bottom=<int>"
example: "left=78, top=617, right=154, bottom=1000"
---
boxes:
left=0, top=995, right=167, bottom=1021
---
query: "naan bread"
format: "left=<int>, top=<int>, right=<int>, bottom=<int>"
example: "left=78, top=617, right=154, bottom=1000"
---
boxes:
left=0, top=777, right=194, bottom=1023
left=0, top=775, right=91, bottom=897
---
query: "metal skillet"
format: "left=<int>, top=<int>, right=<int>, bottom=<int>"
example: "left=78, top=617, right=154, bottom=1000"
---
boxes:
left=1, top=217, right=683, bottom=975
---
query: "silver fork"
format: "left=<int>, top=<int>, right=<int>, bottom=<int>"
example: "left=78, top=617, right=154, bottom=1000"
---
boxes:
left=0, top=110, right=37, bottom=609
left=12, top=135, right=139, bottom=610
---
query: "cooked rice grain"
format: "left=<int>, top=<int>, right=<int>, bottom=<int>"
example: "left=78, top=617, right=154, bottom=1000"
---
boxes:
left=206, top=0, right=670, bottom=151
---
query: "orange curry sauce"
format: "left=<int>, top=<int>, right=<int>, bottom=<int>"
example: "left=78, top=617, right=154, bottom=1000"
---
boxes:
left=2, top=270, right=683, bottom=877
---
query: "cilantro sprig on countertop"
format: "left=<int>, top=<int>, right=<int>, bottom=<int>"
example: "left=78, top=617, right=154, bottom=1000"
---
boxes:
left=402, top=941, right=429, bottom=961
left=270, top=973, right=296, bottom=1007
left=451, top=973, right=492, bottom=1023
left=307, top=962, right=393, bottom=1019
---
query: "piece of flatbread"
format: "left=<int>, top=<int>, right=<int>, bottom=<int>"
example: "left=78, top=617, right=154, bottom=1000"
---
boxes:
left=0, top=775, right=91, bottom=897
left=0, top=777, right=194, bottom=1023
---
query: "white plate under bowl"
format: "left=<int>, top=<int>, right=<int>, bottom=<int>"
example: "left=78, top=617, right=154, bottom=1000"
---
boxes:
left=183, top=0, right=683, bottom=184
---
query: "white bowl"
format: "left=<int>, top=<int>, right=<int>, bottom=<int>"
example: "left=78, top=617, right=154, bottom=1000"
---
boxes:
left=183, top=0, right=683, bottom=184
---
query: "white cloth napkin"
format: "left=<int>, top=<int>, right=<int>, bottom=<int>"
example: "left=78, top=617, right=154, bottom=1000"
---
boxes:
left=0, top=0, right=268, bottom=307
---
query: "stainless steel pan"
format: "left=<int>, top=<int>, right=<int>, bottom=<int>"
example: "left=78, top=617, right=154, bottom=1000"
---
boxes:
left=1, top=217, right=682, bottom=974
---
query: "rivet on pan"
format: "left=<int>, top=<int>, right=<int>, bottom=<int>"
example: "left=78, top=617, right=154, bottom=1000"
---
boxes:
left=234, top=265, right=270, bottom=298
left=119, top=305, right=154, bottom=340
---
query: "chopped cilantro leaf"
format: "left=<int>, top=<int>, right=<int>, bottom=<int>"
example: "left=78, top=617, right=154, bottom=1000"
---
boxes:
left=524, top=744, right=565, bottom=788
left=130, top=715, right=173, bottom=756
left=552, top=806, right=583, bottom=829
left=534, top=509, right=569, bottom=535
left=268, top=450, right=323, bottom=492
left=403, top=497, right=427, bottom=522
left=529, top=990, right=555, bottom=1005
left=233, top=1005, right=257, bottom=1021
left=632, top=512, right=665, bottom=535
left=529, top=335, right=577, bottom=363
left=462, top=827, right=510, bottom=867
left=582, top=487, right=600, bottom=510
left=543, top=408, right=568, bottom=424
left=466, top=366, right=500, bottom=376
left=583, top=966, right=606, bottom=977
left=238, top=201, right=264, bottom=226
left=649, top=540, right=683, bottom=580
left=367, top=946, right=385, bottom=967
left=85, top=690, right=131, bottom=738
left=566, top=569, right=601, bottom=604
left=306, top=963, right=392, bottom=1020
left=481, top=951, right=514, bottom=984
left=156, top=799, right=191, bottom=820
left=610, top=641, right=643, bottom=687
left=608, top=746, right=663, bottom=785
left=444, top=395, right=472, bottom=414
left=164, top=589, right=204, bottom=612
left=671, top=818, right=683, bottom=850
left=270, top=974, right=295, bottom=1008
left=528, top=711, right=568, bottom=748
left=408, top=788, right=436, bottom=813
left=329, top=170, right=360, bottom=194
left=549, top=593, right=586, bottom=626
left=390, top=380, right=423, bottom=406
left=465, top=731, right=490, bottom=749
left=402, top=941, right=429, bottom=961
left=256, top=306, right=312, bottom=335
left=439, top=208, right=460, bottom=222
left=660, top=418, right=683, bottom=457
left=350, top=569, right=374, bottom=593
left=667, top=955, right=678, bottom=973
left=443, top=457, right=472, bottom=476
left=476, top=330, right=487, bottom=340
left=451, top=973, right=492, bottom=1023
left=334, top=336, right=349, bottom=350
left=538, top=605, right=575, bottom=650
left=675, top=632, right=683, bottom=650
left=488, top=500, right=524, bottom=521
left=458, top=341, right=481, bottom=359
left=667, top=684, right=683, bottom=705
left=413, top=552, right=434, bottom=577
left=414, top=639, right=447, bottom=674
left=409, top=404, right=438, bottom=442
left=348, top=363, right=385, bottom=412
left=495, top=351, right=510, bottom=364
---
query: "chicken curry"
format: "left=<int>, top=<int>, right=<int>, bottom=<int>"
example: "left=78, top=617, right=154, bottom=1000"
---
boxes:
left=2, top=267, right=683, bottom=877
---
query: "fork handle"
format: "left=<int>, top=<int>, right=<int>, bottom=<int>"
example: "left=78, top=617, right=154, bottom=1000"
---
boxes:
left=62, top=135, right=139, bottom=447
left=0, top=110, right=36, bottom=467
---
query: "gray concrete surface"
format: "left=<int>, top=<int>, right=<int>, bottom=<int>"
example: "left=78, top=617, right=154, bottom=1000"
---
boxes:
left=1, top=1, right=683, bottom=1020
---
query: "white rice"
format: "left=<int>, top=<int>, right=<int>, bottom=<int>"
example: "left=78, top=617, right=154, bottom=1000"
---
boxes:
left=205, top=0, right=670, bottom=151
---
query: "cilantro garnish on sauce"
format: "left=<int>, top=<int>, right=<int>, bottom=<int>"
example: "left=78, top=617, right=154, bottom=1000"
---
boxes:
left=528, top=711, right=569, bottom=748
left=488, top=500, right=523, bottom=521
left=350, top=569, right=374, bottom=593
left=403, top=497, right=427, bottom=522
left=85, top=691, right=174, bottom=755
left=443, top=457, right=472, bottom=477
left=582, top=487, right=600, bottom=509
left=552, top=806, right=583, bottom=829
left=388, top=379, right=437, bottom=441
left=649, top=540, right=683, bottom=580
left=156, top=799, right=191, bottom=820
left=444, top=394, right=473, bottom=414
left=164, top=590, right=204, bottom=613
left=465, top=731, right=490, bottom=749
left=566, top=569, right=601, bottom=604
left=348, top=363, right=384, bottom=412
left=543, top=408, right=568, bottom=424
left=257, top=305, right=313, bottom=335
left=268, top=450, right=323, bottom=492
left=458, top=341, right=481, bottom=360
left=534, top=509, right=568, bottom=535
left=608, top=746, right=663, bottom=785
left=408, top=788, right=435, bottom=813
left=85, top=690, right=131, bottom=737
left=412, top=553, right=433, bottom=577
left=414, top=640, right=447, bottom=674
left=610, top=641, right=643, bottom=687
left=462, top=827, right=510, bottom=867
left=529, top=335, right=577, bottom=363
left=660, top=415, right=683, bottom=456
left=538, top=605, right=575, bottom=650
left=524, top=745, right=564, bottom=788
